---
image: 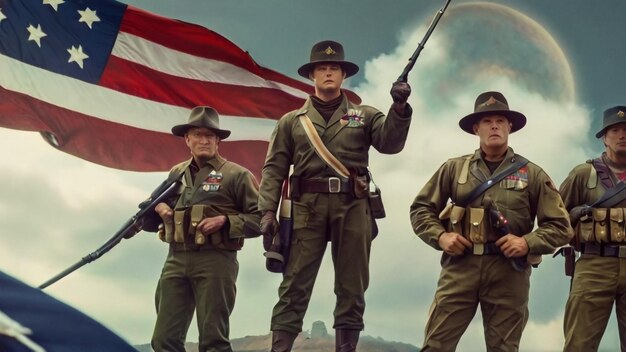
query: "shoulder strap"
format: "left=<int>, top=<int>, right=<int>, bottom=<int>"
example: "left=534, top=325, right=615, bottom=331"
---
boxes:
left=299, top=114, right=350, bottom=178
left=456, top=156, right=529, bottom=207
left=586, top=160, right=598, bottom=189
left=458, top=155, right=472, bottom=184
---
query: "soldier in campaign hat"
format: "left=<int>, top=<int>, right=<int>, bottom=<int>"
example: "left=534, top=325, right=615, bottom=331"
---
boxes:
left=143, top=106, right=261, bottom=352
left=258, top=40, right=413, bottom=351
left=559, top=106, right=626, bottom=351
left=410, top=91, right=572, bottom=351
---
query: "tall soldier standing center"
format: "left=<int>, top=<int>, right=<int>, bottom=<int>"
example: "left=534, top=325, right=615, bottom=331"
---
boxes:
left=410, top=92, right=572, bottom=351
left=258, top=40, right=412, bottom=352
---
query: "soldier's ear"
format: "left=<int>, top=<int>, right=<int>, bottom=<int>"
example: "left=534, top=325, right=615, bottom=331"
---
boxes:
left=472, top=124, right=479, bottom=135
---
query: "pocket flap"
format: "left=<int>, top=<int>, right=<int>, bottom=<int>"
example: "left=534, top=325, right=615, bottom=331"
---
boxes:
left=593, top=208, right=608, bottom=222
left=469, top=207, right=485, bottom=227
left=450, top=205, right=466, bottom=225
left=610, top=208, right=624, bottom=223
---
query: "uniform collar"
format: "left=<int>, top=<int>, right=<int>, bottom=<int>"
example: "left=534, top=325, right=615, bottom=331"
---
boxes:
left=190, top=154, right=226, bottom=171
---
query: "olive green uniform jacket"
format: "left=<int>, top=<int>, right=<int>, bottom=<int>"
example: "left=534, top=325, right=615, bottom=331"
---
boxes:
left=559, top=158, right=626, bottom=352
left=259, top=94, right=412, bottom=212
left=410, top=147, right=572, bottom=351
left=411, top=147, right=572, bottom=253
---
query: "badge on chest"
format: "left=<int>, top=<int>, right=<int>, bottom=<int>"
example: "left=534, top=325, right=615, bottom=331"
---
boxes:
left=340, top=109, right=365, bottom=128
left=202, top=170, right=223, bottom=192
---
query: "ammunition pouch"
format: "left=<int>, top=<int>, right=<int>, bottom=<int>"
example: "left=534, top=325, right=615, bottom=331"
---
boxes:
left=161, top=205, right=243, bottom=251
left=442, top=204, right=537, bottom=271
left=368, top=187, right=385, bottom=219
left=575, top=207, right=626, bottom=244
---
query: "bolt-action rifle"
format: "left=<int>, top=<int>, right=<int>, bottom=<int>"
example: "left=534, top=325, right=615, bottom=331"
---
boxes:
left=39, top=178, right=182, bottom=289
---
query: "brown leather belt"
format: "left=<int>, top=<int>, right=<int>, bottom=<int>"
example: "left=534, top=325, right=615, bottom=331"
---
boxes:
left=581, top=243, right=626, bottom=258
left=299, top=177, right=351, bottom=194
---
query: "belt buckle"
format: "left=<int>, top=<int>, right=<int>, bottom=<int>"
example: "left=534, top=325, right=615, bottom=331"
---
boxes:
left=473, top=243, right=484, bottom=255
left=328, top=177, right=341, bottom=193
left=619, top=246, right=626, bottom=258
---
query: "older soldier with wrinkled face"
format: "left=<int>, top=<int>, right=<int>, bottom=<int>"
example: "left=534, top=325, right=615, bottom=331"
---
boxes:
left=142, top=106, right=261, bottom=352
left=559, top=106, right=626, bottom=352
left=410, top=91, right=572, bottom=352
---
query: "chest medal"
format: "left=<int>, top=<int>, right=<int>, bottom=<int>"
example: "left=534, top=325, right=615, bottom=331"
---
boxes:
left=340, top=109, right=365, bottom=128
left=202, top=170, right=223, bottom=192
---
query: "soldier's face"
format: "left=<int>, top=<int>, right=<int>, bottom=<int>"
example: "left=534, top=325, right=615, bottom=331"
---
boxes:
left=603, top=122, right=626, bottom=157
left=185, top=127, right=219, bottom=161
left=310, top=63, right=345, bottom=94
left=473, top=115, right=511, bottom=150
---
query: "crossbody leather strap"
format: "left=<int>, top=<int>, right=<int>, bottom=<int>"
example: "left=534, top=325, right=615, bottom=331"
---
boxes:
left=299, top=114, right=350, bottom=178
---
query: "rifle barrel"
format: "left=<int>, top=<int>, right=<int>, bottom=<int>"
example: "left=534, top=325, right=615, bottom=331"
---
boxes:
left=397, top=0, right=452, bottom=82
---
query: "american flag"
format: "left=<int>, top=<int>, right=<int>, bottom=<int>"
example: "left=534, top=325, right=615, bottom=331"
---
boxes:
left=0, top=270, right=138, bottom=351
left=0, top=0, right=359, bottom=178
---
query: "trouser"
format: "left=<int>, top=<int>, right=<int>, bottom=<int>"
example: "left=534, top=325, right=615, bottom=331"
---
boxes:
left=563, top=255, right=626, bottom=352
left=271, top=193, right=373, bottom=333
left=422, top=254, right=530, bottom=352
left=151, top=248, right=238, bottom=352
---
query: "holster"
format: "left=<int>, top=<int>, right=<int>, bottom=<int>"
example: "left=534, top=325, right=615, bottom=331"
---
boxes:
left=553, top=246, right=576, bottom=277
left=265, top=198, right=293, bottom=273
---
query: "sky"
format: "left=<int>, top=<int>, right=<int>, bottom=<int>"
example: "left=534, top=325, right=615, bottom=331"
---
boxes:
left=1, top=0, right=625, bottom=351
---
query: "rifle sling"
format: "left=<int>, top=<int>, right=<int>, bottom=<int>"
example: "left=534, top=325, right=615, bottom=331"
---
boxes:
left=456, top=157, right=529, bottom=208
left=590, top=181, right=626, bottom=208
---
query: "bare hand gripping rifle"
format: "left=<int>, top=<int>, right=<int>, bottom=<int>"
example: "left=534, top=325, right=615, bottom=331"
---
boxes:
left=396, top=0, right=452, bottom=83
left=38, top=178, right=182, bottom=289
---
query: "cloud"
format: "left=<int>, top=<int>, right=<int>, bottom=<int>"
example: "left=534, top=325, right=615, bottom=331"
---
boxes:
left=343, top=10, right=611, bottom=351
left=0, top=4, right=619, bottom=352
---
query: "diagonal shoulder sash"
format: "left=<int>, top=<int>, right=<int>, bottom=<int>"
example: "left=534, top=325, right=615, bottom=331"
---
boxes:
left=456, top=156, right=529, bottom=207
left=299, top=114, right=350, bottom=179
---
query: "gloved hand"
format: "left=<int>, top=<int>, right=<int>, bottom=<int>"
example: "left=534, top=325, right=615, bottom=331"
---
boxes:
left=260, top=210, right=278, bottom=251
left=390, top=81, right=411, bottom=104
left=569, top=205, right=592, bottom=226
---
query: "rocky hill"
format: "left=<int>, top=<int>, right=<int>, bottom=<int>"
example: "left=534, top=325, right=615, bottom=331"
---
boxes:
left=135, top=321, right=419, bottom=352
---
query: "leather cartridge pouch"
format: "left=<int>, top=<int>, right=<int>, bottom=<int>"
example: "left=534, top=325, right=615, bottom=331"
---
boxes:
left=189, top=205, right=208, bottom=245
left=173, top=209, right=186, bottom=243
left=158, top=214, right=174, bottom=243
left=468, top=208, right=485, bottom=244
left=610, top=208, right=626, bottom=242
left=576, top=211, right=594, bottom=243
left=368, top=187, right=385, bottom=219
left=593, top=208, right=609, bottom=243
left=449, top=205, right=466, bottom=236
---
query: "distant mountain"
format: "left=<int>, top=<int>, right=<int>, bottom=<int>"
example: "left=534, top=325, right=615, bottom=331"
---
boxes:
left=135, top=321, right=420, bottom=352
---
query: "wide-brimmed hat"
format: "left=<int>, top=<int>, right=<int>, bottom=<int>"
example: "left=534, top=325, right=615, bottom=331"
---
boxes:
left=171, top=106, right=231, bottom=139
left=297, top=40, right=359, bottom=79
left=595, top=106, right=626, bottom=138
left=458, top=91, right=527, bottom=134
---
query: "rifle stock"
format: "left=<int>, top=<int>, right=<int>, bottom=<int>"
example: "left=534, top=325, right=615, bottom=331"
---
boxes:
left=39, top=179, right=182, bottom=289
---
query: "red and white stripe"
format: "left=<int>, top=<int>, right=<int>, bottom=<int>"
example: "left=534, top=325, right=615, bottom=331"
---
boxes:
left=0, top=5, right=359, bottom=178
